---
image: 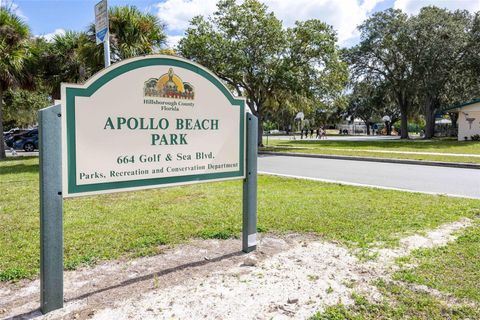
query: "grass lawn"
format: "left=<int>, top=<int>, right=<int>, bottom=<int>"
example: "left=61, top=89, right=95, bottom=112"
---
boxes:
left=262, top=138, right=480, bottom=164
left=395, top=223, right=480, bottom=303
left=1, top=157, right=480, bottom=281
left=311, top=280, right=480, bottom=320
left=312, top=223, right=480, bottom=320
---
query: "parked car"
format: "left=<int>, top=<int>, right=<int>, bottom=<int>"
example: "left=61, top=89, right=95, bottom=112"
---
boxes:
left=3, top=128, right=28, bottom=141
left=5, top=128, right=38, bottom=151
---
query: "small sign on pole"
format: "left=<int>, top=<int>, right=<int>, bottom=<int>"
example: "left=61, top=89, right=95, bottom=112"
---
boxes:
left=95, top=0, right=110, bottom=67
left=95, top=0, right=108, bottom=44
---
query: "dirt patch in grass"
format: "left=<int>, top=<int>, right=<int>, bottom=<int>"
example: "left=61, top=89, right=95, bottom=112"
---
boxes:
left=0, top=219, right=473, bottom=320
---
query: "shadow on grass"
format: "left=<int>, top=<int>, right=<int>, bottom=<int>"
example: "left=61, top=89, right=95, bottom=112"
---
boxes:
left=0, top=163, right=38, bottom=175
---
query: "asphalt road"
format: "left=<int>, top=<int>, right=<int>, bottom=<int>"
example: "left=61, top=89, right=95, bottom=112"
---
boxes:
left=7, top=151, right=479, bottom=198
left=258, top=154, right=480, bottom=199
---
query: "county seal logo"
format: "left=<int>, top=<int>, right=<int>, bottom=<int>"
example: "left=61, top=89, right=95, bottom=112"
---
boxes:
left=144, top=68, right=195, bottom=100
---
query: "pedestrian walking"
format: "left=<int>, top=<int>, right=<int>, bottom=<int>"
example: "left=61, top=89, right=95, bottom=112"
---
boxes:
left=322, top=127, right=327, bottom=139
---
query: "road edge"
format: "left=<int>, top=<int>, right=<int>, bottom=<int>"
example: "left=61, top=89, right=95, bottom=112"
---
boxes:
left=259, top=151, right=480, bottom=170
left=258, top=171, right=478, bottom=199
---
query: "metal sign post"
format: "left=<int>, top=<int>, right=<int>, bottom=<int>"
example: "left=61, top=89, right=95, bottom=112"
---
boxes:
left=95, top=0, right=110, bottom=67
left=39, top=104, right=64, bottom=313
left=243, top=113, right=258, bottom=252
left=103, top=34, right=111, bottom=67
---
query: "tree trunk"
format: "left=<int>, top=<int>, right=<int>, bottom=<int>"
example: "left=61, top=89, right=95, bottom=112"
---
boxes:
left=0, top=85, right=6, bottom=159
left=449, top=112, right=458, bottom=129
left=397, top=92, right=409, bottom=139
left=364, top=120, right=371, bottom=135
left=257, top=114, right=263, bottom=147
left=399, top=109, right=409, bottom=139
left=424, top=99, right=436, bottom=139
left=247, top=100, right=263, bottom=147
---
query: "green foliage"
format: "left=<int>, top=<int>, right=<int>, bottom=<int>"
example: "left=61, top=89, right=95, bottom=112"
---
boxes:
left=178, top=0, right=347, bottom=138
left=0, top=8, right=31, bottom=90
left=0, top=8, right=32, bottom=158
left=346, top=9, right=414, bottom=139
left=346, top=7, right=480, bottom=140
left=0, top=5, right=167, bottom=159
left=410, top=7, right=476, bottom=138
left=346, top=80, right=380, bottom=134
left=262, top=120, right=276, bottom=132
left=87, top=6, right=166, bottom=61
left=37, top=31, right=92, bottom=99
left=346, top=79, right=401, bottom=136
left=36, top=7, right=167, bottom=99
left=3, top=88, right=49, bottom=128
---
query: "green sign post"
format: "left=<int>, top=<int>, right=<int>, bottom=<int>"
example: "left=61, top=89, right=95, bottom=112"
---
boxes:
left=39, top=56, right=258, bottom=313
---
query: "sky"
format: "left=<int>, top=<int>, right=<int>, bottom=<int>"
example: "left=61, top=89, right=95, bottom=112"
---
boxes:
left=2, top=0, right=480, bottom=48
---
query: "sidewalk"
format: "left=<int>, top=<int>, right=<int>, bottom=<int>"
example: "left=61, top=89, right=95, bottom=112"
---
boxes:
left=263, top=145, right=480, bottom=158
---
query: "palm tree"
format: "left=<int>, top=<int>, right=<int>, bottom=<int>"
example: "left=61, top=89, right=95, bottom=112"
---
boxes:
left=39, top=5, right=166, bottom=102
left=40, top=31, right=90, bottom=99
left=87, top=6, right=166, bottom=63
left=0, top=8, right=31, bottom=159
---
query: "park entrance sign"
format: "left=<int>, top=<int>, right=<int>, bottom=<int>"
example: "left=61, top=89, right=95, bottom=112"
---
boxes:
left=39, top=55, right=257, bottom=314
left=61, top=56, right=245, bottom=197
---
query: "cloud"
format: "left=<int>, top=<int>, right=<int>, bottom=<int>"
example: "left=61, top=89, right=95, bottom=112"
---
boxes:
left=156, top=0, right=480, bottom=48
left=394, top=0, right=480, bottom=15
left=265, top=0, right=386, bottom=45
left=166, top=35, right=184, bottom=48
left=156, top=0, right=218, bottom=33
left=156, top=0, right=386, bottom=47
left=37, top=28, right=66, bottom=42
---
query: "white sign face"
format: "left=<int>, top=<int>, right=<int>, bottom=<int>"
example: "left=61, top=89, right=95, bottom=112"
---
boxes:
left=95, top=0, right=108, bottom=44
left=61, top=56, right=245, bottom=197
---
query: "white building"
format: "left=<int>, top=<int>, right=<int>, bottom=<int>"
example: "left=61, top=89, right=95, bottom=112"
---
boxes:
left=447, top=99, right=480, bottom=141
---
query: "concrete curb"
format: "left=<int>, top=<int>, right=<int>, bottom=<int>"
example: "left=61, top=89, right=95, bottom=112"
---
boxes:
left=259, top=151, right=480, bottom=170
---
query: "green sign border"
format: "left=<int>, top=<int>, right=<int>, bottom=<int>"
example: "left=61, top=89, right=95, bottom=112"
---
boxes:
left=65, top=57, right=245, bottom=195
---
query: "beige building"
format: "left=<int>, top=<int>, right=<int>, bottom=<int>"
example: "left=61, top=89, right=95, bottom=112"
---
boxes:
left=447, top=99, right=480, bottom=141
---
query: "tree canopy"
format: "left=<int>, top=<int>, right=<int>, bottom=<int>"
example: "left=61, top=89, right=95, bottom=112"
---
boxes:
left=0, top=5, right=167, bottom=156
left=0, top=8, right=33, bottom=158
left=346, top=7, right=480, bottom=139
left=178, top=0, right=347, bottom=143
left=1, top=1, right=480, bottom=153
